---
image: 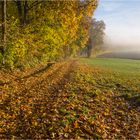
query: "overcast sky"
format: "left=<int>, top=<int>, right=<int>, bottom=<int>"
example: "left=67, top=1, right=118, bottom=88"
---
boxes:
left=94, top=0, right=140, bottom=47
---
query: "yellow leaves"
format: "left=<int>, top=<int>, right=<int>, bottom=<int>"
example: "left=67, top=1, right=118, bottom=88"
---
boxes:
left=102, top=108, right=110, bottom=116
left=74, top=120, right=78, bottom=128
left=1, top=60, right=140, bottom=139
left=43, top=113, right=46, bottom=117
left=32, top=120, right=38, bottom=126
left=11, top=135, right=16, bottom=140
left=103, top=112, right=109, bottom=117
left=96, top=127, right=102, bottom=134
left=64, top=133, right=69, bottom=138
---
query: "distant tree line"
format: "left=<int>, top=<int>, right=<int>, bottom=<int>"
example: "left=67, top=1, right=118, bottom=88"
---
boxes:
left=0, top=0, right=105, bottom=69
left=80, top=18, right=106, bottom=57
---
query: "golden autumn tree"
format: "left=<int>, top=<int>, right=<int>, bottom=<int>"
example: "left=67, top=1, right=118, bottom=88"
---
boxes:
left=0, top=0, right=98, bottom=68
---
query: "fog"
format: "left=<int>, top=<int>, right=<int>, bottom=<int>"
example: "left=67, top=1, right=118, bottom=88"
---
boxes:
left=101, top=39, right=140, bottom=59
left=95, top=0, right=140, bottom=54
left=104, top=36, right=140, bottom=52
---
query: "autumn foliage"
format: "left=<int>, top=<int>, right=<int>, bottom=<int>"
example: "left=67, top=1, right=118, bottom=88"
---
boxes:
left=0, top=0, right=98, bottom=68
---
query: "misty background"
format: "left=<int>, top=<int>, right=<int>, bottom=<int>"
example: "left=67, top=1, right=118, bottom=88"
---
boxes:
left=94, top=0, right=140, bottom=55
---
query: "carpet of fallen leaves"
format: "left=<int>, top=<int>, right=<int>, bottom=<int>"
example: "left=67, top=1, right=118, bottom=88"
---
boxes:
left=0, top=60, right=140, bottom=139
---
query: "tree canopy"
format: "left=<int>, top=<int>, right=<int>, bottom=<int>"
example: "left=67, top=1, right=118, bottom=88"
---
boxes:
left=80, top=18, right=106, bottom=57
left=0, top=0, right=98, bottom=68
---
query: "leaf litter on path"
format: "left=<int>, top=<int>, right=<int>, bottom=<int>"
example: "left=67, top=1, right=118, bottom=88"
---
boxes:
left=0, top=60, right=140, bottom=139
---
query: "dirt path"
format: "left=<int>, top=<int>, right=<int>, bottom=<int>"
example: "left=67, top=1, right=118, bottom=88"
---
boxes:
left=0, top=60, right=140, bottom=139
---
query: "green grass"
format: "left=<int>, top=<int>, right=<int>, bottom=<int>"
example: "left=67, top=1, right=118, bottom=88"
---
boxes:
left=80, top=57, right=140, bottom=106
left=80, top=57, right=140, bottom=78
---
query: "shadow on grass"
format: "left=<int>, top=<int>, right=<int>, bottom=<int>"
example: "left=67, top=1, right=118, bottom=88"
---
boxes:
left=20, top=62, right=54, bottom=79
left=0, top=62, right=55, bottom=86
left=121, top=94, right=140, bottom=107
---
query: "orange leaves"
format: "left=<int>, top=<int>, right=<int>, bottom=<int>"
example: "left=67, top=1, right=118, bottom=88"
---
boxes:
left=32, top=120, right=38, bottom=126
left=74, top=120, right=78, bottom=129
left=0, top=60, right=140, bottom=139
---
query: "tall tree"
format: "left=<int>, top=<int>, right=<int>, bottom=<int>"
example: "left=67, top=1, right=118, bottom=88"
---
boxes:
left=15, top=0, right=22, bottom=24
left=87, top=18, right=105, bottom=57
left=1, top=0, right=6, bottom=56
left=0, top=0, right=98, bottom=68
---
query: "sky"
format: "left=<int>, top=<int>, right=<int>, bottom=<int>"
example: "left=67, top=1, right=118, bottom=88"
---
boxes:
left=94, top=0, right=140, bottom=48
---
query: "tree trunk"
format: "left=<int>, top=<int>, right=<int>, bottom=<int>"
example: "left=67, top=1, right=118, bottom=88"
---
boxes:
left=87, top=38, right=92, bottom=58
left=15, top=1, right=23, bottom=24
left=15, top=1, right=28, bottom=25
left=1, top=0, right=6, bottom=58
left=23, top=0, right=28, bottom=25
left=87, top=46, right=92, bottom=58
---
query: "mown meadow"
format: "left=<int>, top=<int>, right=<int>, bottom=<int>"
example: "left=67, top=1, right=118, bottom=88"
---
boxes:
left=81, top=57, right=140, bottom=105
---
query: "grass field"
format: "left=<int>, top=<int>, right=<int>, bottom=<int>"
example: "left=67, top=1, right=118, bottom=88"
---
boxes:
left=80, top=57, right=140, bottom=105
left=81, top=57, right=140, bottom=78
left=98, top=51, right=140, bottom=60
